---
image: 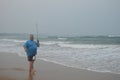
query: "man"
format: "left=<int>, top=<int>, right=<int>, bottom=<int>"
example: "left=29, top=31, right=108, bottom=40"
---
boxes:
left=24, top=34, right=40, bottom=74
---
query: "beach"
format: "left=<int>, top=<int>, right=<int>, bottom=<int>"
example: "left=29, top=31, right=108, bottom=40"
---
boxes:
left=1, top=0, right=120, bottom=79
left=0, top=52, right=120, bottom=80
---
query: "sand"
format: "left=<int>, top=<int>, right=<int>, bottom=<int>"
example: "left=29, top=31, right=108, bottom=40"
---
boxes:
left=0, top=52, right=120, bottom=80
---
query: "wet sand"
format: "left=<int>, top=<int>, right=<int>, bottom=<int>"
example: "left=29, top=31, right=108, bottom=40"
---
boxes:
left=0, top=52, right=120, bottom=80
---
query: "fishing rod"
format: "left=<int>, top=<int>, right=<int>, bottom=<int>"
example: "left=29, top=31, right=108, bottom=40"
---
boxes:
left=36, top=23, right=39, bottom=40
left=33, top=23, right=39, bottom=61
left=36, top=23, right=40, bottom=46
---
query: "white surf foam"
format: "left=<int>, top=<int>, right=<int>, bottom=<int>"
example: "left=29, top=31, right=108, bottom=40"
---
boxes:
left=1, top=39, right=25, bottom=43
left=108, top=35, right=120, bottom=37
left=38, top=58, right=119, bottom=74
left=57, top=37, right=67, bottom=40
left=58, top=43, right=112, bottom=49
left=41, top=41, right=70, bottom=46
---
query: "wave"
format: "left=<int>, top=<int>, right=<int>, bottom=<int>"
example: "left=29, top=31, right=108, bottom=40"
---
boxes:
left=41, top=41, right=70, bottom=46
left=108, top=35, right=120, bottom=38
left=57, top=43, right=113, bottom=49
left=0, top=43, right=16, bottom=47
left=40, top=41, right=120, bottom=49
left=57, top=37, right=67, bottom=40
left=38, top=58, right=119, bottom=74
left=41, top=41, right=57, bottom=45
left=0, top=39, right=26, bottom=43
left=1, top=38, right=119, bottom=49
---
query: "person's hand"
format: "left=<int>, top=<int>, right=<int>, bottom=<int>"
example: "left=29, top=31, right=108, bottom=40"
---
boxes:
left=37, top=40, right=40, bottom=47
left=37, top=40, right=39, bottom=43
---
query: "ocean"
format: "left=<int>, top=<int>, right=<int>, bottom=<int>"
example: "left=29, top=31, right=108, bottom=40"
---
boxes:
left=0, top=33, right=120, bottom=74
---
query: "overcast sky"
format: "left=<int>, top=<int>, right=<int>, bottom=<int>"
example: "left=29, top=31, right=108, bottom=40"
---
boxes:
left=0, top=0, right=120, bottom=36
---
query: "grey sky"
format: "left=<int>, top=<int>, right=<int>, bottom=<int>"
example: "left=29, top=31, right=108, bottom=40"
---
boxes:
left=0, top=0, right=120, bottom=36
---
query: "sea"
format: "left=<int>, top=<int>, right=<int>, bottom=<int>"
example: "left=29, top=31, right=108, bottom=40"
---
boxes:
left=0, top=33, right=120, bottom=74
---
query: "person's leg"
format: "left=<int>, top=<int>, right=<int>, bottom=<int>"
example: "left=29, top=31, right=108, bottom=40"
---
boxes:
left=29, top=72, right=33, bottom=80
left=29, top=64, right=33, bottom=80
left=32, top=61, right=36, bottom=73
left=28, top=56, right=34, bottom=73
left=29, top=61, right=32, bottom=73
left=29, top=62, right=35, bottom=72
left=28, top=56, right=36, bottom=75
left=29, top=61, right=34, bottom=80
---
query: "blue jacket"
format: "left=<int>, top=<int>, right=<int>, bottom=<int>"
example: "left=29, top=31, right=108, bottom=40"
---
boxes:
left=24, top=40, right=38, bottom=57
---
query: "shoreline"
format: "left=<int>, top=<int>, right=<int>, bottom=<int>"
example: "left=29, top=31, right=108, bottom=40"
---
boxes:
left=18, top=53, right=120, bottom=75
left=0, top=52, right=120, bottom=80
left=4, top=52, right=119, bottom=75
left=39, top=58, right=120, bottom=75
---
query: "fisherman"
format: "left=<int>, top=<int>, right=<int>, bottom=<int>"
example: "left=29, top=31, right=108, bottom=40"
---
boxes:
left=23, top=34, right=40, bottom=74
